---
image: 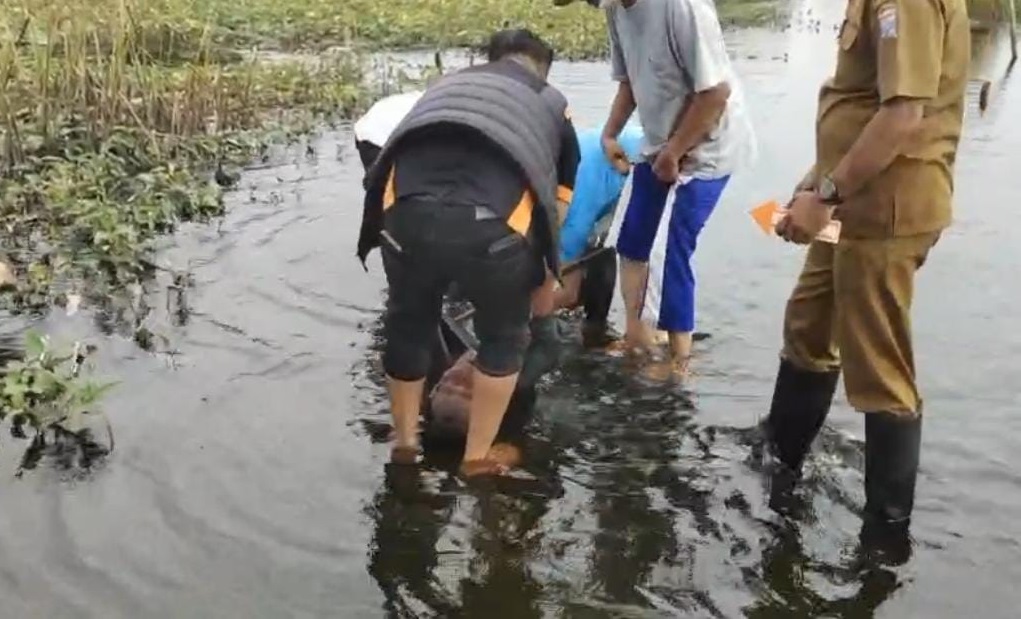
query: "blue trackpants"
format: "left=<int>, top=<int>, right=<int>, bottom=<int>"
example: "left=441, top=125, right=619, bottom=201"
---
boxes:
left=615, top=162, right=730, bottom=333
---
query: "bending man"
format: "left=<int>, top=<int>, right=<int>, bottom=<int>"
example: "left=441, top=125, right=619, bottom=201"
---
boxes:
left=357, top=29, right=580, bottom=477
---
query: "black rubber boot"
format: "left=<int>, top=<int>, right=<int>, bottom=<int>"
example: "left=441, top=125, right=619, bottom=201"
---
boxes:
left=517, top=315, right=561, bottom=389
left=862, top=412, right=922, bottom=530
left=857, top=412, right=922, bottom=565
left=764, top=358, right=841, bottom=476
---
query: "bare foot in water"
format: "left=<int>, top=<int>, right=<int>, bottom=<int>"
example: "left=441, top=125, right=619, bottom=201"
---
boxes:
left=459, top=442, right=522, bottom=478
left=602, top=321, right=667, bottom=356
left=640, top=354, right=691, bottom=383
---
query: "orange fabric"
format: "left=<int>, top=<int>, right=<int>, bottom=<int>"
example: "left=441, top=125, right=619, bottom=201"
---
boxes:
left=382, top=165, right=397, bottom=211
left=507, top=191, right=534, bottom=236
left=557, top=185, right=573, bottom=205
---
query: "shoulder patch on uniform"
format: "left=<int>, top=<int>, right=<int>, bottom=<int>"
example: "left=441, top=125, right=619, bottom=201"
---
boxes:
left=877, top=4, right=897, bottom=39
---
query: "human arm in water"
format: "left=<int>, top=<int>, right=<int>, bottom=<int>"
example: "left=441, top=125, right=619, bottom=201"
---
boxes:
left=531, top=110, right=583, bottom=313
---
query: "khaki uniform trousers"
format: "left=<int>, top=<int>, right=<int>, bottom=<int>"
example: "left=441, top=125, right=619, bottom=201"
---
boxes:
left=781, top=232, right=941, bottom=416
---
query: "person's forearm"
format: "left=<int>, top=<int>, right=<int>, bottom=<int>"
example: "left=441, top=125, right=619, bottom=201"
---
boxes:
left=796, top=165, right=817, bottom=191
left=829, top=100, right=924, bottom=197
left=664, top=83, right=730, bottom=158
left=602, top=81, right=636, bottom=140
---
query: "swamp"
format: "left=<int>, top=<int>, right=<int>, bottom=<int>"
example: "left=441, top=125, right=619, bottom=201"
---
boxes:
left=1, top=0, right=1020, bottom=616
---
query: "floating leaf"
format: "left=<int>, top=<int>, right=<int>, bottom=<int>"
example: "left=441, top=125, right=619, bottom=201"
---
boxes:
left=24, top=330, right=46, bottom=361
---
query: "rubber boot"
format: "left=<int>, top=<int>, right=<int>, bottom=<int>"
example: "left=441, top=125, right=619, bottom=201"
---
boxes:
left=862, top=412, right=922, bottom=531
left=517, top=315, right=561, bottom=389
left=764, top=358, right=841, bottom=476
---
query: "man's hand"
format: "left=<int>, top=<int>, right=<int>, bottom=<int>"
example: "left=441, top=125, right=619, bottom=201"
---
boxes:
left=601, top=135, right=631, bottom=175
left=651, top=144, right=683, bottom=184
left=775, top=191, right=834, bottom=245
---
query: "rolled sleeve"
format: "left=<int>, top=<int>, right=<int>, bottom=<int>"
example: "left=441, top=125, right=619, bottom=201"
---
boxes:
left=875, top=0, right=944, bottom=103
left=607, top=14, right=628, bottom=82
left=669, top=0, right=731, bottom=92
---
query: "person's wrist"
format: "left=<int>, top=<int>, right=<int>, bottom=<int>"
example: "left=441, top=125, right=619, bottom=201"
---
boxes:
left=663, top=138, right=686, bottom=161
left=816, top=173, right=843, bottom=206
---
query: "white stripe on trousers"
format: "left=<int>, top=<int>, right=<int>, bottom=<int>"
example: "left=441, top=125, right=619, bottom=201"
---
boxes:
left=604, top=171, right=692, bottom=332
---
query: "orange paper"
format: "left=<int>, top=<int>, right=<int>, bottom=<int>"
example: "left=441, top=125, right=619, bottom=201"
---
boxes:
left=750, top=200, right=841, bottom=244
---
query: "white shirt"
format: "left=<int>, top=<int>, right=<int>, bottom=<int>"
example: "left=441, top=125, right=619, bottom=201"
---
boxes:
left=353, top=91, right=424, bottom=147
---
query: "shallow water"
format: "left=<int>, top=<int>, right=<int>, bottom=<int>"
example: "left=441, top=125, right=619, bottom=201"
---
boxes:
left=2, top=15, right=1020, bottom=619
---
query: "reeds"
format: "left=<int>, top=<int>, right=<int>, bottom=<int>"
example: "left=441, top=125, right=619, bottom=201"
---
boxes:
left=0, top=0, right=371, bottom=313
left=1, top=0, right=367, bottom=170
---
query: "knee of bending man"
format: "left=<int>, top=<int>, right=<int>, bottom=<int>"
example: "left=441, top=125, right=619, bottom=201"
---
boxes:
left=382, top=310, right=434, bottom=381
left=473, top=325, right=529, bottom=377
left=383, top=342, right=431, bottom=381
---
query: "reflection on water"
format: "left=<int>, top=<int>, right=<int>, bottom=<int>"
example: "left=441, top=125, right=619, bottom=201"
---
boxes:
left=1, top=16, right=1020, bottom=619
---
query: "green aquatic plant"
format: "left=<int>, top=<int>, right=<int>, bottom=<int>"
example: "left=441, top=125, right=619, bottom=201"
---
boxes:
left=1, top=1, right=374, bottom=316
left=0, top=330, right=116, bottom=475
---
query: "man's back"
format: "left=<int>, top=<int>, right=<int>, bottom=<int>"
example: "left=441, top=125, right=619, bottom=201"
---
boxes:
left=559, top=125, right=644, bottom=263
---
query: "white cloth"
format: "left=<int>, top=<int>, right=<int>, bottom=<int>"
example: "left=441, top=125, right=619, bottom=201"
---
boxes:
left=353, top=91, right=424, bottom=147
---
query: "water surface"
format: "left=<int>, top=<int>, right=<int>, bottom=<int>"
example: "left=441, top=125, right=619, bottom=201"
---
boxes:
left=1, top=13, right=1019, bottom=619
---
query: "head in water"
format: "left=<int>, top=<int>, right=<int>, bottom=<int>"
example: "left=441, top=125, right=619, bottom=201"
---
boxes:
left=486, top=28, right=555, bottom=78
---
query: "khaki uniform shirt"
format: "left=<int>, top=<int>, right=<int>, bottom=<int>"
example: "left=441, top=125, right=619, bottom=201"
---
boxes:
left=815, top=0, right=970, bottom=238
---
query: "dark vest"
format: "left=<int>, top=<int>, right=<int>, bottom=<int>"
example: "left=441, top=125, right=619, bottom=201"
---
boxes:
left=357, top=59, right=568, bottom=275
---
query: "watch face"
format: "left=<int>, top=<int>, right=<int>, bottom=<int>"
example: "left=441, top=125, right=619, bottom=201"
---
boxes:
left=820, top=177, right=838, bottom=202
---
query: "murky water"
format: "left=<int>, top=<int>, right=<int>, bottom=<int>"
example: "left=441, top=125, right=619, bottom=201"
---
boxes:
left=2, top=12, right=1020, bottom=619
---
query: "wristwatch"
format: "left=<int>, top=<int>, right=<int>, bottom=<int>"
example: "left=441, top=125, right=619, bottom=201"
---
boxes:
left=817, top=174, right=843, bottom=205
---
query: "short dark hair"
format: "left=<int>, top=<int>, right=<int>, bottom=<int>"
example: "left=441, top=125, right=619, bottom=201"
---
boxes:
left=486, top=28, right=555, bottom=67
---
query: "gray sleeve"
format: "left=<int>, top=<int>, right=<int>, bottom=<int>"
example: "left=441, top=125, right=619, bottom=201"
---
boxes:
left=606, top=11, right=628, bottom=82
left=667, top=0, right=731, bottom=92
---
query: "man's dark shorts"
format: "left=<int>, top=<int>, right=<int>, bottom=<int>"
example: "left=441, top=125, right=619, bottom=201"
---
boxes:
left=381, top=199, right=543, bottom=380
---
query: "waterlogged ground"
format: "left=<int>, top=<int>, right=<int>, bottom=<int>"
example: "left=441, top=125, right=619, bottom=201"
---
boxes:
left=2, top=7, right=1021, bottom=618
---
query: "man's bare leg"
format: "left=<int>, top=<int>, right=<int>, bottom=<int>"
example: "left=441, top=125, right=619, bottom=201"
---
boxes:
left=619, top=256, right=657, bottom=353
left=461, top=370, right=519, bottom=473
left=387, top=377, right=424, bottom=462
left=668, top=331, right=693, bottom=377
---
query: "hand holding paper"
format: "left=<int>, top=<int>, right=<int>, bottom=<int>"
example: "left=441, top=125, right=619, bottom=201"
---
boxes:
left=750, top=199, right=841, bottom=244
